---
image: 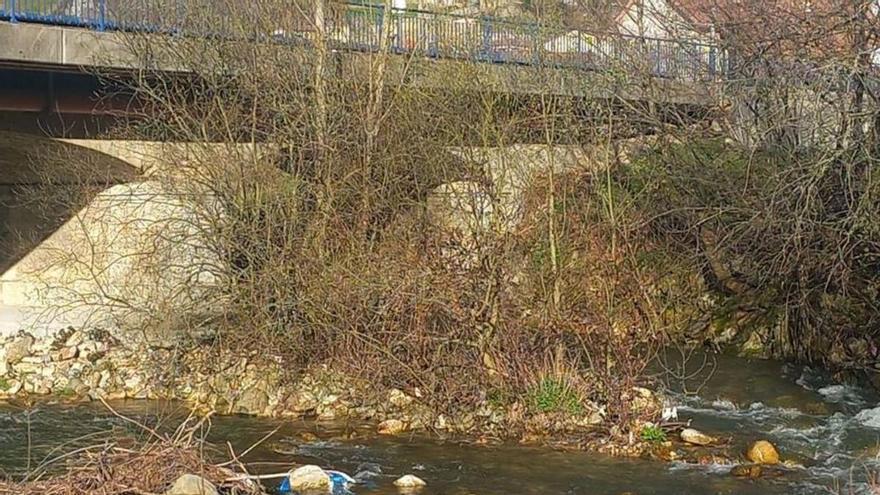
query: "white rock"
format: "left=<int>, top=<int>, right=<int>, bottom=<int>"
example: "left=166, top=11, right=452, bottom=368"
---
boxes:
left=288, top=465, right=331, bottom=492
left=99, top=370, right=112, bottom=389
left=6, top=380, right=22, bottom=395
left=164, top=474, right=218, bottom=495
left=680, top=428, right=715, bottom=446
left=394, top=474, right=427, bottom=488
left=20, top=355, right=47, bottom=365
left=124, top=374, right=143, bottom=390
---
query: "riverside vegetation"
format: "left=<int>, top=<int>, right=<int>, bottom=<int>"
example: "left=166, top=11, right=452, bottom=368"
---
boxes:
left=4, top=0, right=880, bottom=493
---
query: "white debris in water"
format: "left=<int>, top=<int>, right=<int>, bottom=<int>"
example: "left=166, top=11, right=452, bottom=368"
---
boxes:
left=817, top=384, right=864, bottom=406
left=668, top=460, right=733, bottom=475
left=711, top=398, right=737, bottom=410
left=661, top=406, right=678, bottom=421
left=855, top=406, right=880, bottom=428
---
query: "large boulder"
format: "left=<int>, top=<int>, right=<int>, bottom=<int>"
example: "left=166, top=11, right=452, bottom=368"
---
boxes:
left=288, top=465, right=331, bottom=493
left=164, top=474, right=218, bottom=495
left=746, top=440, right=780, bottom=465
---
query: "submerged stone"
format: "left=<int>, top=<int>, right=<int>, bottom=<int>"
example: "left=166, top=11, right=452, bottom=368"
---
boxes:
left=746, top=440, right=779, bottom=465
left=378, top=419, right=406, bottom=435
left=730, top=464, right=762, bottom=478
left=394, top=474, right=427, bottom=488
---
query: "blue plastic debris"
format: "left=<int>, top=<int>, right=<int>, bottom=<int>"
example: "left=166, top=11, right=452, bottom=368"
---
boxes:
left=327, top=470, right=356, bottom=487
left=277, top=475, right=291, bottom=494
left=276, top=468, right=356, bottom=494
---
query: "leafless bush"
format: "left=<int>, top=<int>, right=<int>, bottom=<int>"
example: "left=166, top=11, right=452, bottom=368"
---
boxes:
left=16, top=0, right=726, bottom=429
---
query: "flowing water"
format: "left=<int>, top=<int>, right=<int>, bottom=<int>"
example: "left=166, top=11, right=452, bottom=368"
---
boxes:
left=3, top=353, right=880, bottom=494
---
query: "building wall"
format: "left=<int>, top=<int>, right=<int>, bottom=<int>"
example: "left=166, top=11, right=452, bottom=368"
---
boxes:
left=616, top=0, right=704, bottom=41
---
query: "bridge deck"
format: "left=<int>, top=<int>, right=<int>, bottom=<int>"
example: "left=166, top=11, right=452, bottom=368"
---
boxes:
left=0, top=1, right=726, bottom=83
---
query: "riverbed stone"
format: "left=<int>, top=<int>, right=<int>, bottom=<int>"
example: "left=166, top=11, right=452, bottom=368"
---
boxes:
left=388, top=388, right=413, bottom=408
left=5, top=379, right=22, bottom=395
left=378, top=419, right=407, bottom=435
left=64, top=330, right=85, bottom=348
left=14, top=361, right=45, bottom=375
left=235, top=388, right=270, bottom=415
left=731, top=464, right=762, bottom=478
left=394, top=474, right=427, bottom=490
left=631, top=387, right=662, bottom=416
left=289, top=391, right=320, bottom=413
left=6, top=334, right=35, bottom=365
left=164, top=474, right=219, bottom=495
left=680, top=428, right=715, bottom=446
left=58, top=346, right=78, bottom=361
left=288, top=465, right=331, bottom=492
left=747, top=440, right=780, bottom=465
left=20, top=355, right=49, bottom=365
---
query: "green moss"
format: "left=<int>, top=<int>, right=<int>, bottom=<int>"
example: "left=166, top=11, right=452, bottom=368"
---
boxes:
left=0, top=377, right=9, bottom=390
left=527, top=377, right=583, bottom=415
left=57, top=387, right=76, bottom=398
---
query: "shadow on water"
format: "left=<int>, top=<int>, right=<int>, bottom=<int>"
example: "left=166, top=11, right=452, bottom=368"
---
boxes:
left=3, top=352, right=880, bottom=494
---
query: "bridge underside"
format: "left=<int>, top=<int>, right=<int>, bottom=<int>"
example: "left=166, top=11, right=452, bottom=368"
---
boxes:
left=0, top=21, right=715, bottom=107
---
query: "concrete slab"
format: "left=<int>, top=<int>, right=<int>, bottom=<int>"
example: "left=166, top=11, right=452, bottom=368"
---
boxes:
left=0, top=22, right=63, bottom=65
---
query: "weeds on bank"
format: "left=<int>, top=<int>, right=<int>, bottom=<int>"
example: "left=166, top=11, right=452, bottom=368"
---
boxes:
left=639, top=424, right=667, bottom=444
left=528, top=377, right=584, bottom=415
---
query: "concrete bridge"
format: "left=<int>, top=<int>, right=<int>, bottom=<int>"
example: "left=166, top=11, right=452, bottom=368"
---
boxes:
left=0, top=1, right=724, bottom=79
left=0, top=2, right=723, bottom=336
left=0, top=2, right=722, bottom=122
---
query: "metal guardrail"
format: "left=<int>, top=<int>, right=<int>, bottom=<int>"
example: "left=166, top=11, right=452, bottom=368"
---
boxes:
left=0, top=1, right=726, bottom=81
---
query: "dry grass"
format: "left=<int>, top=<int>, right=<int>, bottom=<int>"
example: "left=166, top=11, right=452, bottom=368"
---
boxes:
left=0, top=405, right=262, bottom=495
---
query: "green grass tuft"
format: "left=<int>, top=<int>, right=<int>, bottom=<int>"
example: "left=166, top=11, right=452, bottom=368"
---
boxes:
left=639, top=424, right=667, bottom=444
left=527, top=377, right=584, bottom=415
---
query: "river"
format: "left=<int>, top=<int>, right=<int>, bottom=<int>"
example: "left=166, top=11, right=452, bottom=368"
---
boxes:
left=2, top=353, right=880, bottom=494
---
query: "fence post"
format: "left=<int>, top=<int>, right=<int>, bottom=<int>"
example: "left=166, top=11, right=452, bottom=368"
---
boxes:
left=481, top=17, right=491, bottom=60
left=708, top=45, right=717, bottom=79
left=9, top=0, right=16, bottom=23
left=98, top=0, right=106, bottom=31
left=396, top=10, right=402, bottom=53
left=655, top=38, right=662, bottom=76
left=376, top=6, right=383, bottom=50
left=532, top=24, right=539, bottom=65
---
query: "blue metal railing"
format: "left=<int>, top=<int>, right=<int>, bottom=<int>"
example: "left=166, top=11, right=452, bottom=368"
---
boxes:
left=0, top=1, right=727, bottom=81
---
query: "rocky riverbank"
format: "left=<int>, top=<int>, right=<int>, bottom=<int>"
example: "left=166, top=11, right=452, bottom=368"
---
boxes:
left=0, top=327, right=666, bottom=455
left=2, top=347, right=868, bottom=495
